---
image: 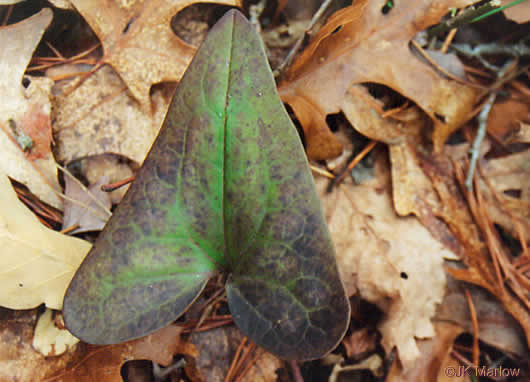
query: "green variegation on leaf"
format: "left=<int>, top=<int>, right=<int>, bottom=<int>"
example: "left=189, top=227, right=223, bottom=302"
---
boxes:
left=63, top=9, right=350, bottom=361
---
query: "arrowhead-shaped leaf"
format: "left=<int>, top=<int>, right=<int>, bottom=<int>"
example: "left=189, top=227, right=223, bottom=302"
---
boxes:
left=63, top=9, right=350, bottom=360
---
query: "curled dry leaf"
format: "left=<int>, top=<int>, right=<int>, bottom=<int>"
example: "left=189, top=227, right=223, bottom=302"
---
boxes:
left=62, top=175, right=112, bottom=234
left=0, top=9, right=63, bottom=208
left=279, top=0, right=479, bottom=160
left=0, top=171, right=90, bottom=310
left=69, top=0, right=241, bottom=109
left=478, top=149, right=530, bottom=239
left=316, top=159, right=455, bottom=366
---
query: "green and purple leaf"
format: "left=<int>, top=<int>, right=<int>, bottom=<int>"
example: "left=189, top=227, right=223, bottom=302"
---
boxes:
left=63, top=9, right=350, bottom=360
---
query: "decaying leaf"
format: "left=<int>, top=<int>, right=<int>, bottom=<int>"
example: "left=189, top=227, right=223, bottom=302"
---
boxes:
left=279, top=0, right=479, bottom=160
left=32, top=308, right=79, bottom=356
left=62, top=175, right=112, bottom=234
left=422, top=153, right=530, bottom=348
left=0, top=171, right=91, bottom=310
left=63, top=10, right=350, bottom=361
left=69, top=0, right=241, bottom=109
left=478, top=149, right=530, bottom=238
left=190, top=326, right=282, bottom=382
left=0, top=307, right=187, bottom=382
left=75, top=154, right=135, bottom=204
left=317, top=157, right=454, bottom=366
left=487, top=98, right=529, bottom=144
left=52, top=64, right=171, bottom=165
left=386, top=321, right=468, bottom=382
left=0, top=9, right=63, bottom=208
left=438, top=275, right=529, bottom=358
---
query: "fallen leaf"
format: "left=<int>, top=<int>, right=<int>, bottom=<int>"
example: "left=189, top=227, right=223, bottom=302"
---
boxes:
left=279, top=0, right=479, bottom=160
left=512, top=122, right=530, bottom=144
left=69, top=0, right=240, bottom=109
left=386, top=321, right=468, bottom=382
left=73, top=153, right=136, bottom=204
left=317, top=156, right=455, bottom=367
left=62, top=175, right=112, bottom=234
left=342, top=328, right=378, bottom=358
left=0, top=9, right=63, bottom=208
left=52, top=64, right=171, bottom=165
left=438, top=275, right=529, bottom=358
left=501, top=0, right=530, bottom=23
left=422, top=153, right=530, bottom=348
left=242, top=352, right=282, bottom=382
left=190, top=325, right=282, bottom=382
left=478, top=149, right=530, bottom=239
left=32, top=309, right=79, bottom=357
left=487, top=98, right=529, bottom=144
left=0, top=307, right=187, bottom=382
left=0, top=171, right=91, bottom=310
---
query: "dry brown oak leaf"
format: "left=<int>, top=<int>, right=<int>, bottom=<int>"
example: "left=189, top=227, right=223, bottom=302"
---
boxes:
left=0, top=308, right=192, bottom=382
left=70, top=0, right=241, bottom=110
left=279, top=0, right=480, bottom=160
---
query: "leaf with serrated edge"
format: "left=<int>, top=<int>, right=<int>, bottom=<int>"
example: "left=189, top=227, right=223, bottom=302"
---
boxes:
left=63, top=10, right=350, bottom=361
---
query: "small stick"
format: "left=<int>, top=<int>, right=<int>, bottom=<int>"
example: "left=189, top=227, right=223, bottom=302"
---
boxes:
left=465, top=92, right=496, bottom=190
left=310, top=164, right=335, bottom=179
left=100, top=175, right=135, bottom=192
left=233, top=347, right=261, bottom=382
left=225, top=337, right=248, bottom=382
left=274, top=0, right=335, bottom=78
left=464, top=289, right=480, bottom=366
left=333, top=140, right=377, bottom=186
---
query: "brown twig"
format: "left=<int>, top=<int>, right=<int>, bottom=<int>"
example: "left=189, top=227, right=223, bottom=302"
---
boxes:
left=28, top=43, right=100, bottom=72
left=274, top=0, right=335, bottom=78
left=464, top=289, right=480, bottom=366
left=309, top=164, right=335, bottom=179
left=100, top=175, right=136, bottom=192
left=225, top=338, right=258, bottom=382
left=181, top=315, right=233, bottom=333
left=233, top=347, right=262, bottom=382
left=441, top=27, right=457, bottom=53
left=333, top=140, right=377, bottom=186
left=410, top=39, right=487, bottom=90
left=60, top=224, right=80, bottom=234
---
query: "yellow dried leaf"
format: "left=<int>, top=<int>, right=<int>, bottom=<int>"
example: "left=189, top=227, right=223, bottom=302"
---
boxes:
left=0, top=171, right=91, bottom=310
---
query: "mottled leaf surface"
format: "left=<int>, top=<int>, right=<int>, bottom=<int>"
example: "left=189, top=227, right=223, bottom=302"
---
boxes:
left=63, top=10, right=350, bottom=360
